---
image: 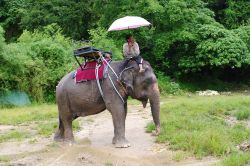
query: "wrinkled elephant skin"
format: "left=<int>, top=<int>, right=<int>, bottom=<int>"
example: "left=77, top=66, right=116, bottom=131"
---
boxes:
left=55, top=60, right=160, bottom=148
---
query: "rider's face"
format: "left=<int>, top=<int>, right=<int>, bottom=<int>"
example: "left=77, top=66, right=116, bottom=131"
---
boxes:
left=128, top=37, right=134, bottom=43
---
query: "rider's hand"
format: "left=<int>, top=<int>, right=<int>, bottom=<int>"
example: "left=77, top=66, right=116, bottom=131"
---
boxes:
left=98, top=51, right=102, bottom=56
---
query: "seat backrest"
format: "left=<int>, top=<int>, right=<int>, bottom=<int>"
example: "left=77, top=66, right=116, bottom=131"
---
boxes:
left=74, top=46, right=100, bottom=59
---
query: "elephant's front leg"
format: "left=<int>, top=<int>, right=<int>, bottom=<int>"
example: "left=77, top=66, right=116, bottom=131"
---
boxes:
left=110, top=104, right=130, bottom=148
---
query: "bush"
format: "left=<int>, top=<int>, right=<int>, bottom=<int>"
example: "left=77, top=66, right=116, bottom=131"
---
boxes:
left=156, top=72, right=182, bottom=95
left=1, top=24, right=75, bottom=102
left=89, top=27, right=123, bottom=60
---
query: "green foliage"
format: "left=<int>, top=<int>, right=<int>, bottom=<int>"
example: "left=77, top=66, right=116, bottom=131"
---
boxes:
left=0, top=24, right=75, bottom=102
left=0, top=0, right=96, bottom=40
left=233, top=25, right=250, bottom=51
left=220, top=0, right=250, bottom=29
left=0, top=0, right=26, bottom=41
left=0, top=26, right=5, bottom=50
left=1, top=0, right=250, bottom=101
left=89, top=27, right=123, bottom=60
left=156, top=72, right=182, bottom=95
left=190, top=25, right=249, bottom=70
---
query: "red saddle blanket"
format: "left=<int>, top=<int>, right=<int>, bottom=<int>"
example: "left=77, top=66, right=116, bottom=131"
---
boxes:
left=75, top=60, right=108, bottom=82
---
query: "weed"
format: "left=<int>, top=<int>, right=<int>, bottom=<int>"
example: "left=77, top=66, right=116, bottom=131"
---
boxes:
left=234, top=109, right=250, bottom=120
left=222, top=153, right=250, bottom=166
left=37, top=120, right=80, bottom=137
left=0, top=130, right=31, bottom=143
left=172, top=151, right=190, bottom=161
left=73, top=120, right=81, bottom=131
left=105, top=163, right=113, bottom=166
left=0, top=156, right=10, bottom=162
left=37, top=121, right=58, bottom=137
left=146, top=122, right=155, bottom=133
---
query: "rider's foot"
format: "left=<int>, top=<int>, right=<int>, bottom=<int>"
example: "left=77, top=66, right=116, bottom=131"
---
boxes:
left=139, top=69, right=145, bottom=73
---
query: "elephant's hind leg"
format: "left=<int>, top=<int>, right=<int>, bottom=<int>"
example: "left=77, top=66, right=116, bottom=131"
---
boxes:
left=54, top=116, right=64, bottom=141
left=54, top=114, right=74, bottom=142
left=54, top=98, right=74, bottom=143
left=62, top=115, right=74, bottom=143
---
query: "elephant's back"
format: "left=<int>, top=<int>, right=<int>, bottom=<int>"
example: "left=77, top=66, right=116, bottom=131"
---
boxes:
left=56, top=71, right=102, bottom=101
left=56, top=71, right=74, bottom=89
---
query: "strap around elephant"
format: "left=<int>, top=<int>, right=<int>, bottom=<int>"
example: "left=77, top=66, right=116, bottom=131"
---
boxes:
left=95, top=63, right=104, bottom=99
left=95, top=55, right=125, bottom=103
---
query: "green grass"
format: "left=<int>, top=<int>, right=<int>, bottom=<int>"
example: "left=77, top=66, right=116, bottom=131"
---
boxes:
left=172, top=151, right=191, bottom=161
left=222, top=153, right=250, bottom=166
left=0, top=156, right=10, bottom=162
left=0, top=104, right=81, bottom=141
left=105, top=163, right=113, bottom=166
left=37, top=121, right=58, bottom=137
left=37, top=120, right=80, bottom=137
left=0, top=130, right=31, bottom=143
left=147, top=95, right=250, bottom=161
left=0, top=104, right=57, bottom=125
left=234, top=109, right=250, bottom=120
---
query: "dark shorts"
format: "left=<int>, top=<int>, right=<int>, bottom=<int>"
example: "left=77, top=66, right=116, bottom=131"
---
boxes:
left=124, top=55, right=143, bottom=67
left=130, top=55, right=143, bottom=64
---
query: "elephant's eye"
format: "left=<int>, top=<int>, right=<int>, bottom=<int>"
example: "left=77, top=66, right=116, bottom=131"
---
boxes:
left=141, top=77, right=154, bottom=89
left=142, top=77, right=155, bottom=87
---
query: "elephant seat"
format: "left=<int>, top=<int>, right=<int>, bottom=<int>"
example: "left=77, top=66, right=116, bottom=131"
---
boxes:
left=74, top=59, right=110, bottom=82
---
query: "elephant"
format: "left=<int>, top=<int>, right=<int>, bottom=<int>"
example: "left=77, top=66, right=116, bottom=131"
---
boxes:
left=54, top=59, right=160, bottom=148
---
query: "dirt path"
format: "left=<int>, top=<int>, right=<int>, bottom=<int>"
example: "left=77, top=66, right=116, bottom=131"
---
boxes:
left=0, top=104, right=219, bottom=166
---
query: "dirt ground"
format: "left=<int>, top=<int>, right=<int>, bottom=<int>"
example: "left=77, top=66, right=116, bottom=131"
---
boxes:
left=0, top=104, right=220, bottom=166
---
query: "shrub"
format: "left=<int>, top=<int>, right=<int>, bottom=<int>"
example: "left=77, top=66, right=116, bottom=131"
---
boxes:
left=1, top=24, right=75, bottom=102
left=156, top=72, right=182, bottom=95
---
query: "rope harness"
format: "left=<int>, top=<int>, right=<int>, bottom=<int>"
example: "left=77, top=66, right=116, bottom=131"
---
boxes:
left=95, top=55, right=127, bottom=103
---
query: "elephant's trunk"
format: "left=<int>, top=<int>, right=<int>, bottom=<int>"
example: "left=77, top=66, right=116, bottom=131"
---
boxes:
left=149, top=83, right=160, bottom=135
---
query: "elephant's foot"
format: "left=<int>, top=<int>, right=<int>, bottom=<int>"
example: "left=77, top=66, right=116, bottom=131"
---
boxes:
left=54, top=131, right=64, bottom=142
left=54, top=133, right=75, bottom=145
left=63, top=138, right=75, bottom=146
left=112, top=137, right=131, bottom=148
left=152, top=126, right=161, bottom=136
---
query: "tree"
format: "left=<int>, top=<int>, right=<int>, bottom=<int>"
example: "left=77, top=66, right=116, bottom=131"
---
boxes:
left=0, top=24, right=75, bottom=102
left=0, top=0, right=27, bottom=41
left=203, top=0, right=250, bottom=29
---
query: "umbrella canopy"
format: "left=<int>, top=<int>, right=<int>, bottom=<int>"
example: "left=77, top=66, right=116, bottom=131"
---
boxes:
left=108, top=16, right=151, bottom=31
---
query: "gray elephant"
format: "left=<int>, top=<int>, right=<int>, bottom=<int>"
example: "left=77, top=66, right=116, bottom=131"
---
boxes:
left=54, top=59, right=160, bottom=148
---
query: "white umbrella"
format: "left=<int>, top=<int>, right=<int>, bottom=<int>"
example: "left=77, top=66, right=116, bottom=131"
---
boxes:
left=108, top=16, right=151, bottom=31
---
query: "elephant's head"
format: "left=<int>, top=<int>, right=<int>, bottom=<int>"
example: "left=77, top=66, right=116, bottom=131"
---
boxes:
left=120, top=60, right=160, bottom=135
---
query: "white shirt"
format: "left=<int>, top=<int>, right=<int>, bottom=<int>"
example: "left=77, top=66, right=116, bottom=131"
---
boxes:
left=123, top=42, right=140, bottom=58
